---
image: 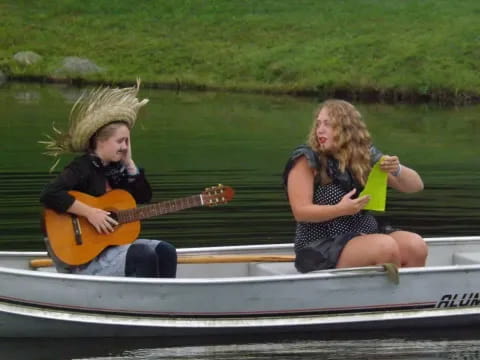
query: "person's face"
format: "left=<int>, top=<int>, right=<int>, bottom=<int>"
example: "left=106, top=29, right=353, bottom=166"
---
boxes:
left=95, top=124, right=130, bottom=164
left=315, top=107, right=335, bottom=152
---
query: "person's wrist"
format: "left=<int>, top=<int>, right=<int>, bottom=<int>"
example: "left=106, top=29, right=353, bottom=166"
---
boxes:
left=392, top=164, right=402, bottom=177
left=124, top=160, right=138, bottom=175
left=333, top=203, right=346, bottom=217
left=127, top=167, right=139, bottom=176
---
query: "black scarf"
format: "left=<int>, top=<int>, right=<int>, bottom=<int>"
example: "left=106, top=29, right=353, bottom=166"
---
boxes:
left=89, top=154, right=127, bottom=187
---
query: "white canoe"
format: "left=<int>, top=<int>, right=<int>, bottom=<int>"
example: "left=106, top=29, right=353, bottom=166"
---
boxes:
left=1, top=236, right=480, bottom=338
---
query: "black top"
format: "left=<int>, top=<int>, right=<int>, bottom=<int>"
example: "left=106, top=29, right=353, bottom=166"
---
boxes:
left=40, top=154, right=152, bottom=212
left=282, top=145, right=383, bottom=252
left=282, top=144, right=384, bottom=196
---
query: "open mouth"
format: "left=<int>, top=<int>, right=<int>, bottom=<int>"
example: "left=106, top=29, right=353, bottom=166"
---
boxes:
left=318, top=137, right=327, bottom=144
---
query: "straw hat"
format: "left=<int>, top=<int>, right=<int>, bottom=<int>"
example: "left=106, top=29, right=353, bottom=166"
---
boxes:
left=40, top=79, right=148, bottom=169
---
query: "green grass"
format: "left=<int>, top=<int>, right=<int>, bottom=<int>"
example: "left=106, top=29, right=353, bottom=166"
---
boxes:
left=1, top=0, right=480, bottom=103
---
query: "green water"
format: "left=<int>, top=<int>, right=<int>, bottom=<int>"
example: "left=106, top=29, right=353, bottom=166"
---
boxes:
left=1, top=83, right=480, bottom=251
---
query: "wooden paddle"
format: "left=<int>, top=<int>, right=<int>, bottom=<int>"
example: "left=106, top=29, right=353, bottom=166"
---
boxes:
left=29, top=254, right=295, bottom=269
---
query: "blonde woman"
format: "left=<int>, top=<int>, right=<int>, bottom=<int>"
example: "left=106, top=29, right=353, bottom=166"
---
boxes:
left=40, top=81, right=177, bottom=277
left=283, top=100, right=427, bottom=273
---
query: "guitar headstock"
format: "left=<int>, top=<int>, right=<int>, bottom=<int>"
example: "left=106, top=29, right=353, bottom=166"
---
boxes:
left=202, top=184, right=235, bottom=207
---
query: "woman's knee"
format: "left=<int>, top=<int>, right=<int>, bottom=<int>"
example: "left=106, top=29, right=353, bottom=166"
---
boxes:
left=155, top=241, right=177, bottom=261
left=370, top=235, right=401, bottom=265
left=410, top=233, right=428, bottom=259
left=338, top=234, right=400, bottom=267
left=155, top=241, right=177, bottom=278
left=394, top=232, right=428, bottom=266
left=125, top=243, right=158, bottom=277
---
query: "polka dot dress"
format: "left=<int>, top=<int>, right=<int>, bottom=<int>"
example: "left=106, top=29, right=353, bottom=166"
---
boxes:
left=294, top=182, right=378, bottom=252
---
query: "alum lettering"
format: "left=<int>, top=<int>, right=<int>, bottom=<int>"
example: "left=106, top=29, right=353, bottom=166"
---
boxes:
left=436, top=293, right=480, bottom=308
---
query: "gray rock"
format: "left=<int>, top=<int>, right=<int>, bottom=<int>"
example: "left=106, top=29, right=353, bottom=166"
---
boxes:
left=55, top=57, right=103, bottom=76
left=13, top=51, right=42, bottom=65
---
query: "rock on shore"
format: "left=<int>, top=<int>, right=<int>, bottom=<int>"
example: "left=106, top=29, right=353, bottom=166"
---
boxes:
left=13, top=51, right=42, bottom=65
left=55, top=57, right=103, bottom=76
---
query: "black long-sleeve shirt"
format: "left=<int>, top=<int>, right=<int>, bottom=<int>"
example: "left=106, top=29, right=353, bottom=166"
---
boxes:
left=40, top=154, right=152, bottom=212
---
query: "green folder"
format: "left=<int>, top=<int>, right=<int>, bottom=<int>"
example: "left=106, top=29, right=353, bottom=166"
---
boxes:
left=359, top=157, right=388, bottom=212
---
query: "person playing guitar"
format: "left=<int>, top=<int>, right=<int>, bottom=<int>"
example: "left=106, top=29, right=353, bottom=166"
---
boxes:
left=39, top=80, right=178, bottom=278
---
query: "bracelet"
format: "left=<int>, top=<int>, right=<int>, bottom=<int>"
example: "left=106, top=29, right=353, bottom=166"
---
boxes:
left=127, top=166, right=139, bottom=176
left=392, top=164, right=402, bottom=177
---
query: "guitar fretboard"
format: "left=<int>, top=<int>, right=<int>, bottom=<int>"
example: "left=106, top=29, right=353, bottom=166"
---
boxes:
left=117, top=195, right=203, bottom=223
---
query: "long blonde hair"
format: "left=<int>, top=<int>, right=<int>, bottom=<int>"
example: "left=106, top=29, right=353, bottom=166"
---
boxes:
left=307, top=100, right=372, bottom=185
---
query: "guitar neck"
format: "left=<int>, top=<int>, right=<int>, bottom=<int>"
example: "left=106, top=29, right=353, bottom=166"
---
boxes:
left=117, top=194, right=204, bottom=223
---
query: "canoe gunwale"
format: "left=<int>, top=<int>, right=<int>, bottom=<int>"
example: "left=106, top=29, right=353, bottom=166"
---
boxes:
left=1, top=236, right=480, bottom=283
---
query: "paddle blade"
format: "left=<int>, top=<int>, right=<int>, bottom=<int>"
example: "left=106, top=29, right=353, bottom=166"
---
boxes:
left=202, top=184, right=235, bottom=206
left=359, top=157, right=388, bottom=212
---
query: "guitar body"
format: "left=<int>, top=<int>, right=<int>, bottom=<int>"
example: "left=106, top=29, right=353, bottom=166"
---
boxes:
left=43, top=189, right=141, bottom=266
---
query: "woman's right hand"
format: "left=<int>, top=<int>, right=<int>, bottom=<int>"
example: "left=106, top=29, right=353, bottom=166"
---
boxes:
left=337, top=189, right=370, bottom=216
left=86, top=208, right=118, bottom=234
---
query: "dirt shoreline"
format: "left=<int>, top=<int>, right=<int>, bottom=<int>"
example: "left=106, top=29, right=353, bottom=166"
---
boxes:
left=4, top=75, right=479, bottom=106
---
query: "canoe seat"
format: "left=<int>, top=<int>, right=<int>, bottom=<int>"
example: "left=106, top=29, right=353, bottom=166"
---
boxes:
left=250, top=262, right=298, bottom=276
left=453, top=252, right=480, bottom=265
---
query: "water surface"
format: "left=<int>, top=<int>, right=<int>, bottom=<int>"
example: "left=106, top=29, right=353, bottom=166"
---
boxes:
left=2, top=330, right=480, bottom=359
left=1, top=83, right=480, bottom=359
left=1, top=83, right=479, bottom=250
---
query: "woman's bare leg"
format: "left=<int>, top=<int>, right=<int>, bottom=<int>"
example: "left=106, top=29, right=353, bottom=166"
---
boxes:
left=389, top=231, right=428, bottom=267
left=336, top=234, right=401, bottom=268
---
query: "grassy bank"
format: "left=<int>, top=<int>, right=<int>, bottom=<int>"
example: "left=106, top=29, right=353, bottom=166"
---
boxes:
left=1, top=0, right=480, bottom=103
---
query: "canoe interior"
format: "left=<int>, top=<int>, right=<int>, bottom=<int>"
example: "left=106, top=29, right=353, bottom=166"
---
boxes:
left=1, top=236, right=480, bottom=278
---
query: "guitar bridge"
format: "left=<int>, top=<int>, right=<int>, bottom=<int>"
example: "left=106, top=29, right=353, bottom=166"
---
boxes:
left=72, top=215, right=83, bottom=245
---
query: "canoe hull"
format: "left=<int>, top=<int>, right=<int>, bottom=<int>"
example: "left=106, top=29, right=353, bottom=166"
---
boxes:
left=2, top=237, right=480, bottom=338
left=2, top=300, right=480, bottom=338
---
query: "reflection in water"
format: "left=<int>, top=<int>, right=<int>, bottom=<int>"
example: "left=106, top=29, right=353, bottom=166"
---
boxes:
left=1, top=331, right=480, bottom=360
left=114, top=339, right=480, bottom=360
left=13, top=90, right=41, bottom=104
left=1, top=168, right=479, bottom=250
left=55, top=84, right=88, bottom=104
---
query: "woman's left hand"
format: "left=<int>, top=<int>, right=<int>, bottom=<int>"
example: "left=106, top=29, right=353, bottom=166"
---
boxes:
left=122, top=138, right=132, bottom=164
left=122, top=139, right=135, bottom=169
left=122, top=138, right=137, bottom=174
left=380, top=155, right=401, bottom=175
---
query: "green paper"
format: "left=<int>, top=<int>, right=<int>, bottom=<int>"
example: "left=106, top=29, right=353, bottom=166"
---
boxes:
left=359, top=157, right=388, bottom=212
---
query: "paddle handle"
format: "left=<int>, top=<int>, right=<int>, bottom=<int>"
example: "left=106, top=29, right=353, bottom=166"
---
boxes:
left=178, top=254, right=295, bottom=264
left=30, top=258, right=54, bottom=268
left=29, top=254, right=295, bottom=269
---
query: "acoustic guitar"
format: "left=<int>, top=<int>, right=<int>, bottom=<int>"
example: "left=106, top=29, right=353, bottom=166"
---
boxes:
left=43, top=185, right=234, bottom=266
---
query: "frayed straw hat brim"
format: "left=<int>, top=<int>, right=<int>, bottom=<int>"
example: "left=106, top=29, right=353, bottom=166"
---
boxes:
left=40, top=79, right=148, bottom=168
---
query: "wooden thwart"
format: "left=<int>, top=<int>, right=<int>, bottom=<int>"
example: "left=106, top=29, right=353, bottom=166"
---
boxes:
left=29, top=254, right=295, bottom=269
